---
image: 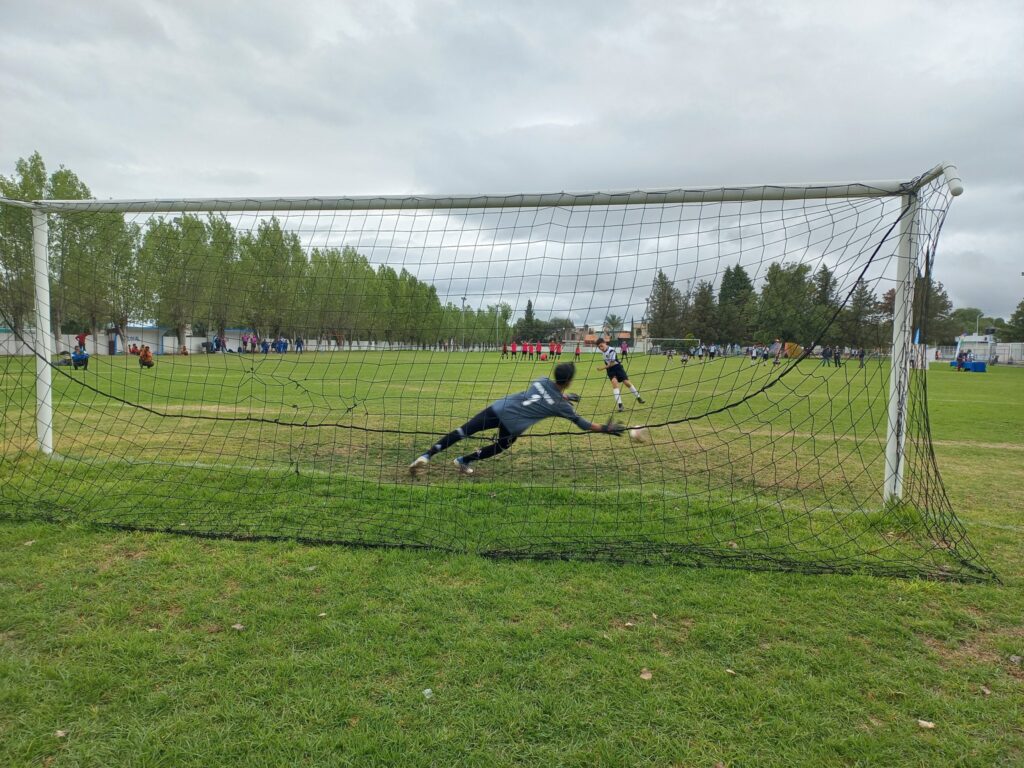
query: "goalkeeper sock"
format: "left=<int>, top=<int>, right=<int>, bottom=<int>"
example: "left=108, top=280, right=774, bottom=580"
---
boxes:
left=613, top=388, right=622, bottom=406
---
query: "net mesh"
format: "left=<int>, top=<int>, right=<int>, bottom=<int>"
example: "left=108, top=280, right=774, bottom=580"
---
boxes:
left=0, top=172, right=995, bottom=581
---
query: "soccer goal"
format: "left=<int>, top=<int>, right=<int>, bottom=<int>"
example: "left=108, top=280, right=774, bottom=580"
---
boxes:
left=646, top=338, right=700, bottom=355
left=0, top=162, right=994, bottom=580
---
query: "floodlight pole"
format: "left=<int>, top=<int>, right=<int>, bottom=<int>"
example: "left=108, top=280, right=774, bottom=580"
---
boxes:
left=32, top=208, right=54, bottom=455
left=884, top=194, right=917, bottom=502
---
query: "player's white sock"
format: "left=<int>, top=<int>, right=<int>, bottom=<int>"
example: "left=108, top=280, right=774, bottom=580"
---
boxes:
left=629, top=385, right=639, bottom=397
left=613, top=388, right=622, bottom=406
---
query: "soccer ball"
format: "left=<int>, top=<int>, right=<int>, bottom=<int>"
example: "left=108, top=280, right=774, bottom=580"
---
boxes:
left=540, top=353, right=548, bottom=361
left=628, top=427, right=650, bottom=444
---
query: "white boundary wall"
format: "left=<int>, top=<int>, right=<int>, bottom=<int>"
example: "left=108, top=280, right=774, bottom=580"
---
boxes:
left=0, top=328, right=198, bottom=356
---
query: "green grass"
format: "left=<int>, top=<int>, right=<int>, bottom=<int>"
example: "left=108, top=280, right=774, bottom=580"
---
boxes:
left=1, top=356, right=1022, bottom=765
left=0, top=352, right=997, bottom=578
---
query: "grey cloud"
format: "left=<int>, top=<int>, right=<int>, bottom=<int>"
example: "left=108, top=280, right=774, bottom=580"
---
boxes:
left=3, top=0, right=1023, bottom=317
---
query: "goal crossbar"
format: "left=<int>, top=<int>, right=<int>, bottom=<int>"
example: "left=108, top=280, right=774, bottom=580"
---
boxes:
left=18, top=163, right=963, bottom=214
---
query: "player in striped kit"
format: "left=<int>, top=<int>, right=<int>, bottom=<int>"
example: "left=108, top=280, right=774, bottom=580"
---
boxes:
left=595, top=337, right=645, bottom=412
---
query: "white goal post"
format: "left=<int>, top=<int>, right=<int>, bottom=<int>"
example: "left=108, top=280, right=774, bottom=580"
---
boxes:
left=21, top=162, right=964, bottom=502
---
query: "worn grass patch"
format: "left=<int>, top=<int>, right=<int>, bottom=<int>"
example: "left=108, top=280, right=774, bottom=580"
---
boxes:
left=0, top=359, right=1021, bottom=765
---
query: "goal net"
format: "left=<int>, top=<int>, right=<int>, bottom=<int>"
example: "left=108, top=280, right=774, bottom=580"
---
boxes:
left=0, top=165, right=994, bottom=580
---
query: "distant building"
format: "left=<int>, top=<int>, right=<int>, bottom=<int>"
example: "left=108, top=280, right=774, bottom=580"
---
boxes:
left=568, top=325, right=593, bottom=343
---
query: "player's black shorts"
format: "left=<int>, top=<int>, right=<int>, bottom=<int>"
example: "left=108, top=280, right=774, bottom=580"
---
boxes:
left=606, top=364, right=628, bottom=381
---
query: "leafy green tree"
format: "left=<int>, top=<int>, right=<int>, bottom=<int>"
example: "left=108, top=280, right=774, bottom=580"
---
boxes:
left=603, top=314, right=624, bottom=335
left=513, top=299, right=539, bottom=341
left=839, top=280, right=880, bottom=348
left=105, top=220, right=144, bottom=351
left=371, top=265, right=399, bottom=343
left=912, top=277, right=954, bottom=344
left=139, top=215, right=211, bottom=347
left=307, top=247, right=343, bottom=343
left=494, top=303, right=513, bottom=344
left=542, top=316, right=573, bottom=342
left=2, top=154, right=143, bottom=354
left=945, top=307, right=986, bottom=337
left=812, top=265, right=837, bottom=307
left=646, top=269, right=684, bottom=338
left=0, top=152, right=48, bottom=345
left=1005, top=299, right=1024, bottom=342
left=717, top=264, right=754, bottom=342
left=200, top=215, right=239, bottom=341
left=339, top=247, right=375, bottom=343
left=47, top=166, right=93, bottom=344
left=690, top=280, right=717, bottom=341
left=235, top=217, right=306, bottom=341
left=811, top=265, right=840, bottom=345
left=305, top=246, right=382, bottom=345
left=756, top=262, right=814, bottom=343
left=61, top=211, right=140, bottom=352
left=875, top=288, right=898, bottom=346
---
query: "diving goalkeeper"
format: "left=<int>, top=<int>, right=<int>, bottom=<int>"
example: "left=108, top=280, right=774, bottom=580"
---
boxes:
left=409, top=362, right=625, bottom=476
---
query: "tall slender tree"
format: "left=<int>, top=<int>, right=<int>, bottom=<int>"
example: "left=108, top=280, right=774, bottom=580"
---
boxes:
left=717, top=264, right=755, bottom=342
left=646, top=269, right=684, bottom=338
left=235, top=217, right=306, bottom=341
left=840, top=280, right=879, bottom=348
left=756, top=262, right=814, bottom=343
left=47, top=166, right=92, bottom=343
left=139, top=215, right=211, bottom=347
left=912, top=276, right=954, bottom=344
left=106, top=219, right=144, bottom=352
left=690, top=280, right=718, bottom=341
left=201, top=215, right=239, bottom=341
left=811, top=264, right=839, bottom=345
left=1005, top=298, right=1024, bottom=342
left=0, top=152, right=47, bottom=349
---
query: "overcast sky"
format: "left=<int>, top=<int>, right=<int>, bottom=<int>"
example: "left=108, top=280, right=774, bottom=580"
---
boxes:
left=2, top=0, right=1022, bottom=318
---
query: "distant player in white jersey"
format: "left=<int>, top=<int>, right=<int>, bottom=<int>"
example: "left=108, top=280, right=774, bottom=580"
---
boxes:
left=595, top=337, right=645, bottom=412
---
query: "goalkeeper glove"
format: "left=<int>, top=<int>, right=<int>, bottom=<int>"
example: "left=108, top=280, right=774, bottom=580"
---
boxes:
left=603, top=422, right=626, bottom=436
left=564, top=392, right=582, bottom=403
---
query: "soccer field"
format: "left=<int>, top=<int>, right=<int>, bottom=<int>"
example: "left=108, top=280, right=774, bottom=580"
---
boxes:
left=0, top=351, right=995, bottom=578
left=1, top=357, right=1022, bottom=766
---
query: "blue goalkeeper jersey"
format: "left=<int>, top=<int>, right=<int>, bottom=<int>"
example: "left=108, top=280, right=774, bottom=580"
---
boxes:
left=490, top=377, right=593, bottom=436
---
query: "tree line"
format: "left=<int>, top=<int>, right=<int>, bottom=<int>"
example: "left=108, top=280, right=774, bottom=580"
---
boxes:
left=3, top=152, right=1023, bottom=350
left=645, top=262, right=1024, bottom=347
left=0, top=153, right=513, bottom=349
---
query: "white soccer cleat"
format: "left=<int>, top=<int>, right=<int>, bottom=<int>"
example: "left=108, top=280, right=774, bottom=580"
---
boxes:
left=454, top=458, right=474, bottom=475
left=408, top=454, right=430, bottom=476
